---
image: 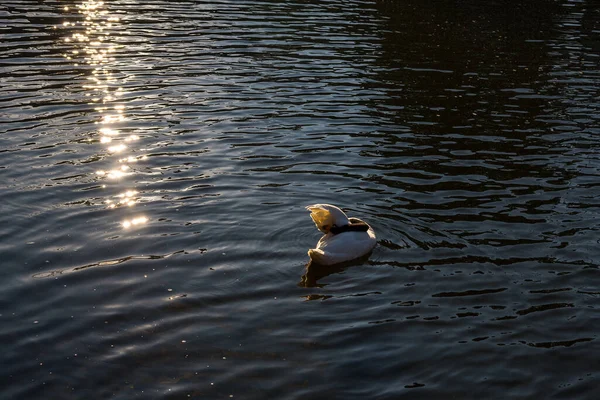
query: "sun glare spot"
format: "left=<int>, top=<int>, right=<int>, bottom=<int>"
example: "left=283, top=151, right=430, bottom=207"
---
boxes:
left=122, top=216, right=148, bottom=228
left=107, top=169, right=127, bottom=179
left=99, top=127, right=119, bottom=136
left=119, top=156, right=137, bottom=163
left=108, top=144, right=127, bottom=153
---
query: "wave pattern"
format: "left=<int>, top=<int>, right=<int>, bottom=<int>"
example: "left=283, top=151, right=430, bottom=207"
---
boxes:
left=1, top=0, right=599, bottom=399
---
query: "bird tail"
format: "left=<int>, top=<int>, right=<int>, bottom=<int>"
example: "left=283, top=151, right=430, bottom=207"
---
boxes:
left=308, top=248, right=326, bottom=264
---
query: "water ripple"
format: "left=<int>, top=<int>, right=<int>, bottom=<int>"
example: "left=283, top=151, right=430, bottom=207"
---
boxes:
left=1, top=0, right=600, bottom=399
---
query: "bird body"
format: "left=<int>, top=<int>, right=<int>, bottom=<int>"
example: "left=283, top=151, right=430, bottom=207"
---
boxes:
left=306, top=204, right=376, bottom=265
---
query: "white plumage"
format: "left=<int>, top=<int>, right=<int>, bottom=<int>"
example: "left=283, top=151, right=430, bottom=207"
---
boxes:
left=306, top=204, right=376, bottom=266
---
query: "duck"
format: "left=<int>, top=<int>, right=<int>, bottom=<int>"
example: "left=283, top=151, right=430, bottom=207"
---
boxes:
left=306, top=204, right=376, bottom=266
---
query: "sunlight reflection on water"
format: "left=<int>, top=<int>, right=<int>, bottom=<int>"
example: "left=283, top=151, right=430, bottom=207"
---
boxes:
left=68, top=0, right=148, bottom=228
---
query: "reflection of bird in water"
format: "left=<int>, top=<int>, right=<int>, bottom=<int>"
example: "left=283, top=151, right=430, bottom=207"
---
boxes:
left=300, top=253, right=372, bottom=288
left=305, top=204, right=376, bottom=265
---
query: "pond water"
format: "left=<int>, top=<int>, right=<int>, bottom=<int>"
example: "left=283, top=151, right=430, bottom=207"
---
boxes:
left=1, top=0, right=599, bottom=398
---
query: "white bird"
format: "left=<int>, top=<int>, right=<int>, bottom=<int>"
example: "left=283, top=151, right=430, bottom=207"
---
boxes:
left=306, top=204, right=376, bottom=266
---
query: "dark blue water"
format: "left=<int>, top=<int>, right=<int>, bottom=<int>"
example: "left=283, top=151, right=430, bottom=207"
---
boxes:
left=1, top=0, right=599, bottom=398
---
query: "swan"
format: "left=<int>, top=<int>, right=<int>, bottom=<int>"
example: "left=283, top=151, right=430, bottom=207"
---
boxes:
left=306, top=204, right=376, bottom=265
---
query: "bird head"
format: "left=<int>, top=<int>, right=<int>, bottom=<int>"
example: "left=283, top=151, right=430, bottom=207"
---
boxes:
left=306, top=204, right=350, bottom=234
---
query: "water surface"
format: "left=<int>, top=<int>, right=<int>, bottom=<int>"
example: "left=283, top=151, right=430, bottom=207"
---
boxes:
left=1, top=0, right=600, bottom=399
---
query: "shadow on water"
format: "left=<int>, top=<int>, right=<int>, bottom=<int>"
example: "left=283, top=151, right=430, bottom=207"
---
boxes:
left=299, top=252, right=373, bottom=288
left=370, top=0, right=568, bottom=176
left=358, top=0, right=600, bottom=262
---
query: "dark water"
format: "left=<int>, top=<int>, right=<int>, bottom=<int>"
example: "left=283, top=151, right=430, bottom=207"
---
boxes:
left=1, top=0, right=600, bottom=398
